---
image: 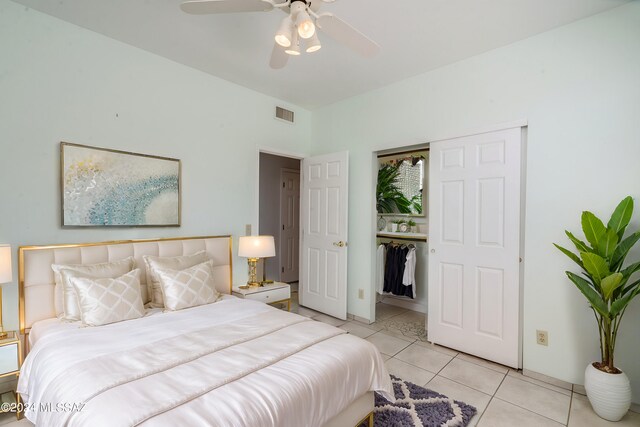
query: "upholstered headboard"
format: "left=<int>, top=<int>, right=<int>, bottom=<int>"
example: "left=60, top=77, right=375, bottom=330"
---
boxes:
left=18, top=235, right=233, bottom=334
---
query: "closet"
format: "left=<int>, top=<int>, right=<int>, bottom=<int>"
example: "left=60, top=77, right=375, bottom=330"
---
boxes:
left=374, top=148, right=429, bottom=339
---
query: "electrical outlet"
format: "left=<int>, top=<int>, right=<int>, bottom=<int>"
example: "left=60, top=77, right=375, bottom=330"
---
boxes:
left=358, top=289, right=364, bottom=299
left=536, top=330, right=548, bottom=346
left=245, top=224, right=252, bottom=236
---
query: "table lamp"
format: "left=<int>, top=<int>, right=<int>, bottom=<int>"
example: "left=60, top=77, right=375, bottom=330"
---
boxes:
left=0, top=245, right=12, bottom=339
left=238, top=236, right=275, bottom=288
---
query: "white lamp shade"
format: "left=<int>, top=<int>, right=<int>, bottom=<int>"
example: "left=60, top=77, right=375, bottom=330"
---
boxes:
left=0, top=245, right=12, bottom=284
left=238, top=236, right=276, bottom=259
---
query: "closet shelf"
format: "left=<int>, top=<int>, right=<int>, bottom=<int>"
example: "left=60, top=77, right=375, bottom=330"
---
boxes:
left=376, top=232, right=428, bottom=242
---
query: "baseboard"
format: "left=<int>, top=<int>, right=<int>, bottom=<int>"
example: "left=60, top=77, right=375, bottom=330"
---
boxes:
left=522, top=369, right=572, bottom=391
left=379, top=297, right=426, bottom=314
left=348, top=313, right=373, bottom=324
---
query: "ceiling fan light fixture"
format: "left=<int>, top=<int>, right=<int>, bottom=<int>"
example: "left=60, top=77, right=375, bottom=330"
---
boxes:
left=296, top=12, right=316, bottom=39
left=306, top=33, right=321, bottom=53
left=290, top=1, right=315, bottom=39
left=285, top=31, right=301, bottom=56
left=275, top=15, right=294, bottom=47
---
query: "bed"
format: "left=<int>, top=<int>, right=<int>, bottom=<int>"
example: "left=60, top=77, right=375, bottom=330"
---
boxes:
left=17, top=236, right=392, bottom=427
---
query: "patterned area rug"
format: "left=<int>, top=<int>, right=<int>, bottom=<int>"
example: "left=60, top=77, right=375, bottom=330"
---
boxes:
left=378, top=318, right=428, bottom=342
left=361, top=376, right=477, bottom=427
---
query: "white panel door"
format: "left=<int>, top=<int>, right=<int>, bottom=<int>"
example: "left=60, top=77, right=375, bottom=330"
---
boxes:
left=428, top=128, right=522, bottom=368
left=279, top=169, right=300, bottom=283
left=300, top=152, right=349, bottom=319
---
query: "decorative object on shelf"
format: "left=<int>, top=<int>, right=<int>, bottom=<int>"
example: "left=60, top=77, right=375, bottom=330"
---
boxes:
left=554, top=196, right=640, bottom=421
left=390, top=219, right=404, bottom=233
left=377, top=164, right=412, bottom=214
left=377, top=217, right=387, bottom=232
left=238, top=236, right=276, bottom=288
left=61, top=142, right=181, bottom=227
left=407, top=220, right=417, bottom=233
left=377, top=151, right=427, bottom=216
left=398, top=222, right=410, bottom=233
left=0, top=245, right=12, bottom=340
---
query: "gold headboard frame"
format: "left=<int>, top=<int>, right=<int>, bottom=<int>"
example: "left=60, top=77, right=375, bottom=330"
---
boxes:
left=18, top=235, right=233, bottom=335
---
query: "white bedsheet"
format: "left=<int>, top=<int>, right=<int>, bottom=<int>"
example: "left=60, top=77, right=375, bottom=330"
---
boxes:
left=19, top=296, right=393, bottom=427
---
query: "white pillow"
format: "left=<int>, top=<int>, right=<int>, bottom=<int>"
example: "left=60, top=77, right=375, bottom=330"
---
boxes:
left=143, top=251, right=209, bottom=307
left=69, top=269, right=145, bottom=327
left=155, top=260, right=220, bottom=311
left=52, top=257, right=135, bottom=321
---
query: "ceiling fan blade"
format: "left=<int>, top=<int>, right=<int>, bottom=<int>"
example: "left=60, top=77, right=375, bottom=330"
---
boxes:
left=180, top=0, right=274, bottom=15
left=270, top=43, right=290, bottom=69
left=316, top=13, right=380, bottom=58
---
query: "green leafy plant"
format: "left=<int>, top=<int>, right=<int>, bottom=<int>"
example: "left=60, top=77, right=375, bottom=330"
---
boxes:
left=410, top=193, right=423, bottom=214
left=555, top=196, right=640, bottom=373
left=393, top=219, right=406, bottom=225
left=407, top=220, right=416, bottom=227
left=377, top=164, right=412, bottom=214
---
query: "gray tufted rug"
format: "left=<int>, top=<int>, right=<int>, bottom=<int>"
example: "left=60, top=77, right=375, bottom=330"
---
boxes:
left=361, top=375, right=477, bottom=427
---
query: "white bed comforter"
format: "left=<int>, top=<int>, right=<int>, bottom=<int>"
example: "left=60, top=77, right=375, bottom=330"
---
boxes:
left=19, top=297, right=393, bottom=427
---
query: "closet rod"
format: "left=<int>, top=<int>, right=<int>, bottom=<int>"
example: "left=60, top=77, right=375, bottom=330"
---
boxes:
left=376, top=234, right=427, bottom=243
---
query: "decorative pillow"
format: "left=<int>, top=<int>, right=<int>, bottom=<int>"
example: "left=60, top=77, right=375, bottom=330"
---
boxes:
left=143, top=251, right=209, bottom=307
left=154, top=260, right=220, bottom=311
left=68, top=269, right=145, bottom=327
left=52, top=257, right=135, bottom=321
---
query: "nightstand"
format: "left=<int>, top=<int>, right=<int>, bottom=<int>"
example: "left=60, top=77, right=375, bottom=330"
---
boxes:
left=0, top=331, right=21, bottom=420
left=232, top=282, right=291, bottom=311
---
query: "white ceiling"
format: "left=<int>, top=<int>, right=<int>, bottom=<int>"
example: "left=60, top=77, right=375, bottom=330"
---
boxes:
left=12, top=0, right=629, bottom=109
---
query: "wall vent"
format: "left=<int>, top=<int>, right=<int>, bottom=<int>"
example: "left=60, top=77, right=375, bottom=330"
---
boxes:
left=275, top=106, right=295, bottom=123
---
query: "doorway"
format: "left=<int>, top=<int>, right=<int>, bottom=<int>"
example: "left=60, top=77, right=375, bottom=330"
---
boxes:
left=258, top=149, right=351, bottom=320
left=372, top=126, right=525, bottom=369
left=374, top=146, right=430, bottom=342
left=258, top=152, right=301, bottom=284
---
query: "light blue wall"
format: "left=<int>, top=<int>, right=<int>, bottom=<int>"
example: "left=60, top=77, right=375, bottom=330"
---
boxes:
left=0, top=2, right=311, bottom=331
left=311, top=2, right=640, bottom=400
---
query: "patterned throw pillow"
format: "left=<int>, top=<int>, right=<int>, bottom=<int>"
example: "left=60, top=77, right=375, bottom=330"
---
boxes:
left=68, top=269, right=145, bottom=327
left=154, top=260, right=220, bottom=311
left=143, top=251, right=209, bottom=308
left=52, top=257, right=135, bottom=321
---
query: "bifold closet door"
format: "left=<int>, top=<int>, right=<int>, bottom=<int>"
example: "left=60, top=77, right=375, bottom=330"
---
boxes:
left=428, top=128, right=522, bottom=368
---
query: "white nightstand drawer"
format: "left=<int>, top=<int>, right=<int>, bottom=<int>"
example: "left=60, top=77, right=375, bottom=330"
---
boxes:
left=243, top=287, right=290, bottom=304
left=0, top=343, right=19, bottom=375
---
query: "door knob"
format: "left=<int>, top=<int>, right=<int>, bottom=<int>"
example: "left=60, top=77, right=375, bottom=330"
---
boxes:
left=333, top=241, right=347, bottom=247
left=431, top=249, right=436, bottom=253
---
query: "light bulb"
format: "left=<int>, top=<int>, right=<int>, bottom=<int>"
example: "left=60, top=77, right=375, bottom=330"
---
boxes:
left=274, top=15, right=294, bottom=48
left=291, top=1, right=315, bottom=39
left=285, top=31, right=301, bottom=56
left=296, top=12, right=315, bottom=39
left=306, top=32, right=321, bottom=53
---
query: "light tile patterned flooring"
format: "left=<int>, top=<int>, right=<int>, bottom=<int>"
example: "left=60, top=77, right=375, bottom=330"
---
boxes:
left=2, top=298, right=637, bottom=426
left=292, top=298, right=640, bottom=427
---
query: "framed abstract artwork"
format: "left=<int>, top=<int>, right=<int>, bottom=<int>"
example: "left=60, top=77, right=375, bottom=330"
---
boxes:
left=61, top=142, right=181, bottom=227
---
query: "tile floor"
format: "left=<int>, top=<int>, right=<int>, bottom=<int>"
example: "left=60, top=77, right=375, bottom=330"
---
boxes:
left=291, top=299, right=640, bottom=427
left=2, top=298, right=637, bottom=427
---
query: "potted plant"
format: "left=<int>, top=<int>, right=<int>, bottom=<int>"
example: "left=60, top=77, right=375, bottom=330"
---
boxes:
left=377, top=164, right=412, bottom=214
left=391, top=219, right=405, bottom=232
left=407, top=220, right=417, bottom=233
left=555, top=196, right=640, bottom=421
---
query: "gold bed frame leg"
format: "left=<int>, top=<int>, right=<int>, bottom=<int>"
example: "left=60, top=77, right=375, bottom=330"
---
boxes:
left=355, top=411, right=374, bottom=427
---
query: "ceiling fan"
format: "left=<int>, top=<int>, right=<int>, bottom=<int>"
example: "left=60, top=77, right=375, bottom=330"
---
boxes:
left=180, top=0, right=380, bottom=69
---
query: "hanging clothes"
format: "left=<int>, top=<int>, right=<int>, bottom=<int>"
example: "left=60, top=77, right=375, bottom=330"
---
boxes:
left=383, top=244, right=413, bottom=298
left=376, top=244, right=386, bottom=294
left=402, top=246, right=417, bottom=299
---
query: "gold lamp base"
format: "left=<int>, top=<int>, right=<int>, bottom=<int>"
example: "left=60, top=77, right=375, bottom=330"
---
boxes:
left=245, top=258, right=263, bottom=288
